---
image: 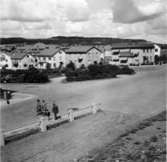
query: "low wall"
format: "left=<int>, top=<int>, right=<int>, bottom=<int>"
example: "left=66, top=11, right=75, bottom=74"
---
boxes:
left=1, top=103, right=101, bottom=146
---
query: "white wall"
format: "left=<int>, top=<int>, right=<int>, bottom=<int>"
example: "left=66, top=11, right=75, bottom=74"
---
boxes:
left=20, top=55, right=35, bottom=69
left=154, top=44, right=161, bottom=56
left=35, top=50, right=66, bottom=69
left=0, top=52, right=13, bottom=69
left=66, top=48, right=102, bottom=68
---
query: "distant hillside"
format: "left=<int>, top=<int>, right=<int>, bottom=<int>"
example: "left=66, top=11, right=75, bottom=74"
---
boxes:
left=0, top=36, right=147, bottom=45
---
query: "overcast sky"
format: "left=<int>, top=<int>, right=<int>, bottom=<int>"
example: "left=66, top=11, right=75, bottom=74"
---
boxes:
left=0, top=0, right=167, bottom=43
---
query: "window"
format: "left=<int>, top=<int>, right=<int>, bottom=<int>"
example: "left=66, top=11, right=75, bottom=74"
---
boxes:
left=78, top=58, right=83, bottom=63
left=113, top=59, right=119, bottom=62
left=24, top=64, right=27, bottom=67
left=13, top=62, right=18, bottom=67
left=120, top=60, right=127, bottom=63
left=0, top=56, right=6, bottom=61
left=155, top=49, right=158, bottom=52
left=112, top=51, right=119, bottom=55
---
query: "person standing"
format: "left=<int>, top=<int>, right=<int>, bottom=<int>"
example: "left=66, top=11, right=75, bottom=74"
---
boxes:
left=6, top=91, right=11, bottom=104
left=36, top=99, right=42, bottom=115
left=42, top=100, right=51, bottom=119
left=52, top=102, right=59, bottom=120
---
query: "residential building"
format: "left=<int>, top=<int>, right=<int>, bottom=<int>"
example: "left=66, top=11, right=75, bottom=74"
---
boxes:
left=110, top=43, right=155, bottom=65
left=154, top=44, right=161, bottom=57
left=65, top=46, right=103, bottom=68
left=119, top=51, right=139, bottom=65
left=0, top=52, right=13, bottom=69
left=11, top=52, right=35, bottom=69
left=33, top=47, right=66, bottom=69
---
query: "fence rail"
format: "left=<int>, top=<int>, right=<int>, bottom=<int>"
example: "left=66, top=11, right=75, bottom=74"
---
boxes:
left=1, top=103, right=101, bottom=146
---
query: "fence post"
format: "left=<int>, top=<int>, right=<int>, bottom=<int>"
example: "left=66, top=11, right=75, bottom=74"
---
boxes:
left=39, top=116, right=47, bottom=132
left=0, top=131, right=5, bottom=147
left=69, top=109, right=74, bottom=122
left=92, top=104, right=97, bottom=114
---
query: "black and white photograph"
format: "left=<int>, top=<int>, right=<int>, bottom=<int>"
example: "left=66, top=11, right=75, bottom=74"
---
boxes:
left=0, top=0, right=166, bottom=161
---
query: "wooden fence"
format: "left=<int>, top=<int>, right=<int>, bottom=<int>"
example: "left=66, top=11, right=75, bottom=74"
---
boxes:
left=1, top=103, right=101, bottom=146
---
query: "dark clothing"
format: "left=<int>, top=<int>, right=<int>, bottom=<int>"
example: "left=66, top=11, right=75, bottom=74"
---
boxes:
left=52, top=104, right=59, bottom=120
left=36, top=102, right=42, bottom=115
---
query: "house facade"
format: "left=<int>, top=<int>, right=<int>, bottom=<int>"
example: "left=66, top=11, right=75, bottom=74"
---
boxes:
left=65, top=46, right=103, bottom=68
left=11, top=53, right=35, bottom=69
left=109, top=43, right=155, bottom=66
left=33, top=47, right=66, bottom=69
left=0, top=52, right=13, bottom=69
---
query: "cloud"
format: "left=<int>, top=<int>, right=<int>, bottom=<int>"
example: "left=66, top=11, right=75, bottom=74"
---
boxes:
left=0, top=0, right=90, bottom=22
left=111, top=0, right=164, bottom=23
left=0, top=0, right=167, bottom=43
left=0, top=0, right=51, bottom=22
left=61, top=0, right=90, bottom=22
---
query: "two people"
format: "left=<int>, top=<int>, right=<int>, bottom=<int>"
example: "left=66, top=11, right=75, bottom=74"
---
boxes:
left=36, top=99, right=60, bottom=120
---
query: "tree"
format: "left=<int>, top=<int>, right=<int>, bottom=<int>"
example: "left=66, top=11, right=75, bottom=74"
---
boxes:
left=66, top=61, right=76, bottom=71
left=154, top=55, right=159, bottom=65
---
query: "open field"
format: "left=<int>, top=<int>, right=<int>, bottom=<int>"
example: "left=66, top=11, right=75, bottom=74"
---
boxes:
left=0, top=65, right=166, bottom=162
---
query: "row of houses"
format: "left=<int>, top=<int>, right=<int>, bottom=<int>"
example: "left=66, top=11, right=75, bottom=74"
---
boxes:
left=0, top=42, right=165, bottom=70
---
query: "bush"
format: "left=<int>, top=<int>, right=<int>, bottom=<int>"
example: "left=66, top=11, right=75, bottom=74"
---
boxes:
left=119, top=65, right=135, bottom=75
left=65, top=63, right=135, bottom=82
left=0, top=67, right=49, bottom=83
left=65, top=64, right=119, bottom=81
left=66, top=61, right=76, bottom=71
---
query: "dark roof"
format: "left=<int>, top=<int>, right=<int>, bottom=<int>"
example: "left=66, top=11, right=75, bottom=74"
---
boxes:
left=161, top=49, right=167, bottom=56
left=11, top=52, right=27, bottom=60
left=158, top=44, right=167, bottom=49
left=119, top=51, right=134, bottom=57
left=33, top=47, right=61, bottom=57
left=95, top=45, right=111, bottom=52
left=112, top=43, right=154, bottom=49
left=65, top=46, right=101, bottom=54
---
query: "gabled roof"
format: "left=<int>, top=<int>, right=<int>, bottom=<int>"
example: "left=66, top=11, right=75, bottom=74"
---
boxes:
left=112, top=43, right=154, bottom=49
left=33, top=42, right=47, bottom=49
left=0, top=51, right=11, bottom=57
left=11, top=52, right=27, bottom=60
left=33, top=47, right=61, bottom=57
left=159, top=44, right=167, bottom=49
left=161, top=49, right=167, bottom=56
left=65, top=46, right=102, bottom=54
left=95, top=45, right=111, bottom=52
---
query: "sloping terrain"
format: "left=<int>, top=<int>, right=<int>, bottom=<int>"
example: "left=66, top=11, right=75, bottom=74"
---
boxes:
left=78, top=111, right=166, bottom=162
